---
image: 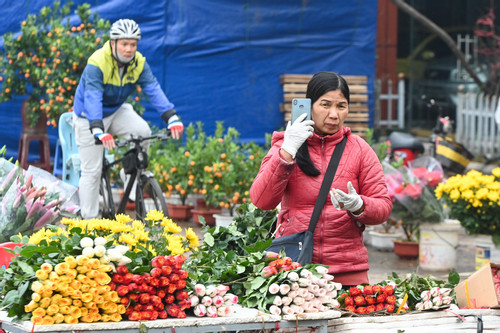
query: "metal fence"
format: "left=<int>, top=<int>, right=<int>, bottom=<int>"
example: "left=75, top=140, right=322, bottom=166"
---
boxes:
left=456, top=92, right=500, bottom=157
left=375, top=78, right=405, bottom=129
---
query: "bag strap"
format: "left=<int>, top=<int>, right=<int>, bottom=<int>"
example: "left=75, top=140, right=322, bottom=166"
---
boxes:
left=308, top=135, right=347, bottom=233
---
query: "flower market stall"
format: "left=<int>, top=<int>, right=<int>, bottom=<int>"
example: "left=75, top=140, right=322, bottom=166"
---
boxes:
left=1, top=200, right=500, bottom=332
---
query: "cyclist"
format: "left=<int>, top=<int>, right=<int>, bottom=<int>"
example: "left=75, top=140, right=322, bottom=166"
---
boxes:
left=73, top=18, right=184, bottom=219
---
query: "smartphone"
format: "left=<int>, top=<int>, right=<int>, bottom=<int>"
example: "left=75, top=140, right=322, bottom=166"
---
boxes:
left=291, top=98, right=311, bottom=123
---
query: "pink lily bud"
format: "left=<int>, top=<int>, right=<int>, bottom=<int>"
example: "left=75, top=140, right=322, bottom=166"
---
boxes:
left=439, top=288, right=452, bottom=296
left=201, top=295, right=213, bottom=306
left=324, top=283, right=335, bottom=292
left=290, top=304, right=304, bottom=314
left=216, top=285, right=230, bottom=296
left=420, top=290, right=431, bottom=301
left=317, top=278, right=327, bottom=287
left=194, top=304, right=207, bottom=317
left=307, top=284, right=319, bottom=293
left=269, top=305, right=281, bottom=315
left=300, top=269, right=312, bottom=278
left=194, top=284, right=206, bottom=296
left=290, top=282, right=299, bottom=291
left=316, top=288, right=327, bottom=297
left=213, top=295, right=224, bottom=307
left=206, top=305, right=218, bottom=318
left=217, top=306, right=231, bottom=317
left=305, top=292, right=315, bottom=301
left=430, top=287, right=441, bottom=297
left=188, top=294, right=200, bottom=307
left=279, top=284, right=290, bottom=295
left=442, top=296, right=453, bottom=305
left=293, top=296, right=305, bottom=306
left=432, top=295, right=443, bottom=307
left=281, top=296, right=292, bottom=306
left=328, top=299, right=340, bottom=308
left=298, top=278, right=310, bottom=287
left=268, top=283, right=280, bottom=294
left=223, top=293, right=239, bottom=305
left=287, top=290, right=298, bottom=299
left=315, top=266, right=329, bottom=275
left=326, top=291, right=338, bottom=299
left=311, top=299, right=322, bottom=308
left=282, top=305, right=294, bottom=315
left=287, top=271, right=299, bottom=282
left=415, top=302, right=425, bottom=311
left=297, top=288, right=308, bottom=298
left=206, top=285, right=218, bottom=297
left=322, top=274, right=334, bottom=281
left=273, top=295, right=282, bottom=306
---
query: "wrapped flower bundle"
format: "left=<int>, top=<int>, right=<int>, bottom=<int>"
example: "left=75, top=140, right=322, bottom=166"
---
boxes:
left=0, top=165, right=79, bottom=242
left=111, top=255, right=191, bottom=320
left=338, top=284, right=397, bottom=314
left=415, top=287, right=454, bottom=310
left=189, top=284, right=239, bottom=317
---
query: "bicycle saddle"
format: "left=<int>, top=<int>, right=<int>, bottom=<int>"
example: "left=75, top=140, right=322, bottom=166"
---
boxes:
left=388, top=131, right=425, bottom=153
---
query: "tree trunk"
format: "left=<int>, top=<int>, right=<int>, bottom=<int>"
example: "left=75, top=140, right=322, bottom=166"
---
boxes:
left=390, top=0, right=487, bottom=93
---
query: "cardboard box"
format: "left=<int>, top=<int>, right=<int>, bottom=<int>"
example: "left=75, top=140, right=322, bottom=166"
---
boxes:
left=455, top=262, right=500, bottom=308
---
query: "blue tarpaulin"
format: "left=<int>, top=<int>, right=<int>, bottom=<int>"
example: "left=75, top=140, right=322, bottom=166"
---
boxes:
left=0, top=0, right=378, bottom=163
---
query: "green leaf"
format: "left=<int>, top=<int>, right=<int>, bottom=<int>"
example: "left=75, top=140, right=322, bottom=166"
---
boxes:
left=250, top=276, right=266, bottom=290
left=17, top=261, right=34, bottom=275
left=204, top=233, right=214, bottom=247
left=448, top=269, right=460, bottom=285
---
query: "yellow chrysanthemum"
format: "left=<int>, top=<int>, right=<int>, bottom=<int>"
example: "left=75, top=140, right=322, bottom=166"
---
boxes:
left=162, top=218, right=182, bottom=234
left=115, top=213, right=133, bottom=224
left=146, top=209, right=165, bottom=221
left=185, top=227, right=200, bottom=248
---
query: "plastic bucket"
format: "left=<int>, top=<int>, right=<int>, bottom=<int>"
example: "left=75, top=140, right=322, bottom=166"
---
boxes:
left=214, top=214, right=234, bottom=227
left=474, top=234, right=500, bottom=270
left=419, top=220, right=461, bottom=271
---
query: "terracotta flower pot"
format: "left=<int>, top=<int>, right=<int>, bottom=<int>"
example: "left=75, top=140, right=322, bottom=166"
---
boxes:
left=191, top=208, right=222, bottom=227
left=167, top=204, right=194, bottom=221
left=393, top=239, right=419, bottom=259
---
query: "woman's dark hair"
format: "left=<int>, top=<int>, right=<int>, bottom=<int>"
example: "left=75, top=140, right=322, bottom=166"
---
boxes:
left=296, top=72, right=350, bottom=176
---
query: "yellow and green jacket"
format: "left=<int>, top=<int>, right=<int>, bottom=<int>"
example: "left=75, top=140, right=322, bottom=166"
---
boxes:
left=73, top=41, right=175, bottom=130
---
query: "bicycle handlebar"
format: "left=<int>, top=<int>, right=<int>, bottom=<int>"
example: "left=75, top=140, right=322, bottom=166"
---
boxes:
left=114, top=130, right=172, bottom=148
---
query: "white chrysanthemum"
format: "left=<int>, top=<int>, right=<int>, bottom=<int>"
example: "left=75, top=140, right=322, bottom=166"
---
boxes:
left=80, top=237, right=94, bottom=248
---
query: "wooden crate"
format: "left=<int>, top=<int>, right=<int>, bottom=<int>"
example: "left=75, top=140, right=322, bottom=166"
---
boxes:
left=280, top=74, right=369, bottom=137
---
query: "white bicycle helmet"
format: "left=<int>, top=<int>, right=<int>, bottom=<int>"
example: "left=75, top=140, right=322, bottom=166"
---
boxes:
left=110, top=19, right=141, bottom=40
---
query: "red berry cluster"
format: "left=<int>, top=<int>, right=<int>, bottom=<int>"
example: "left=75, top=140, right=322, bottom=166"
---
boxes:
left=110, top=255, right=191, bottom=320
left=340, top=285, right=396, bottom=314
left=262, top=252, right=302, bottom=277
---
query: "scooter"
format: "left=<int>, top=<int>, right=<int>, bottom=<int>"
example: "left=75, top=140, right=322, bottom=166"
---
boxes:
left=386, top=96, right=473, bottom=173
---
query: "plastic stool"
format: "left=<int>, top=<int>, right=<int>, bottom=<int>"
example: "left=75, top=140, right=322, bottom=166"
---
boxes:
left=0, top=242, right=21, bottom=269
left=53, top=138, right=63, bottom=177
left=58, top=112, right=81, bottom=187
left=17, top=132, right=51, bottom=172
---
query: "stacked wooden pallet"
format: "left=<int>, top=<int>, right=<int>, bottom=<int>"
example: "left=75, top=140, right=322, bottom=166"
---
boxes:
left=280, top=74, right=369, bottom=137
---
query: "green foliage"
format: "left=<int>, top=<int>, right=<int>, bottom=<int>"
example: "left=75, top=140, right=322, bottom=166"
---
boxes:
left=381, top=271, right=459, bottom=311
left=0, top=1, right=111, bottom=127
left=185, top=203, right=276, bottom=296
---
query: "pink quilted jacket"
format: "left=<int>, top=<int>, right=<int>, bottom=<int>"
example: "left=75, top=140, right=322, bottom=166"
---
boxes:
left=250, top=127, right=392, bottom=275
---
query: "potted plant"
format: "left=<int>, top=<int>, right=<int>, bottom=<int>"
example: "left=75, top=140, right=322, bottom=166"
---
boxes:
left=0, top=1, right=110, bottom=128
left=435, top=167, right=500, bottom=268
left=150, top=123, right=206, bottom=221
left=383, top=156, right=457, bottom=265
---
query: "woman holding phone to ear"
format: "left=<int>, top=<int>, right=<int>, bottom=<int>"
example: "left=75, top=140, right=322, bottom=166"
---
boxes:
left=250, top=71, right=392, bottom=287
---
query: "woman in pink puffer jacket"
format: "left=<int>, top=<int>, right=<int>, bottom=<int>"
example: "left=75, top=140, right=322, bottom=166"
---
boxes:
left=250, top=72, right=392, bottom=287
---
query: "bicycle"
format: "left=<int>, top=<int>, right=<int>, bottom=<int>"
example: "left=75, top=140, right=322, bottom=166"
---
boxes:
left=99, top=130, right=170, bottom=221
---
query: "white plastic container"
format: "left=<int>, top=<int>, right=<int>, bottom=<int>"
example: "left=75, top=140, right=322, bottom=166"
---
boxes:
left=475, top=234, right=500, bottom=270
left=213, top=214, right=234, bottom=227
left=419, top=219, right=461, bottom=271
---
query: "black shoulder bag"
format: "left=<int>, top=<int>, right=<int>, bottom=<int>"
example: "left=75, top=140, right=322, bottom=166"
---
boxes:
left=266, top=136, right=347, bottom=265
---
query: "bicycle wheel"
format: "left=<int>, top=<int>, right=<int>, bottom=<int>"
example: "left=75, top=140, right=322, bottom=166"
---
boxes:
left=135, top=174, right=168, bottom=220
left=99, top=174, right=116, bottom=219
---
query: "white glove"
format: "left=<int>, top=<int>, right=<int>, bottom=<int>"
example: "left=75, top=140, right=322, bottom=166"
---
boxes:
left=330, top=181, right=364, bottom=213
left=281, top=113, right=315, bottom=159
